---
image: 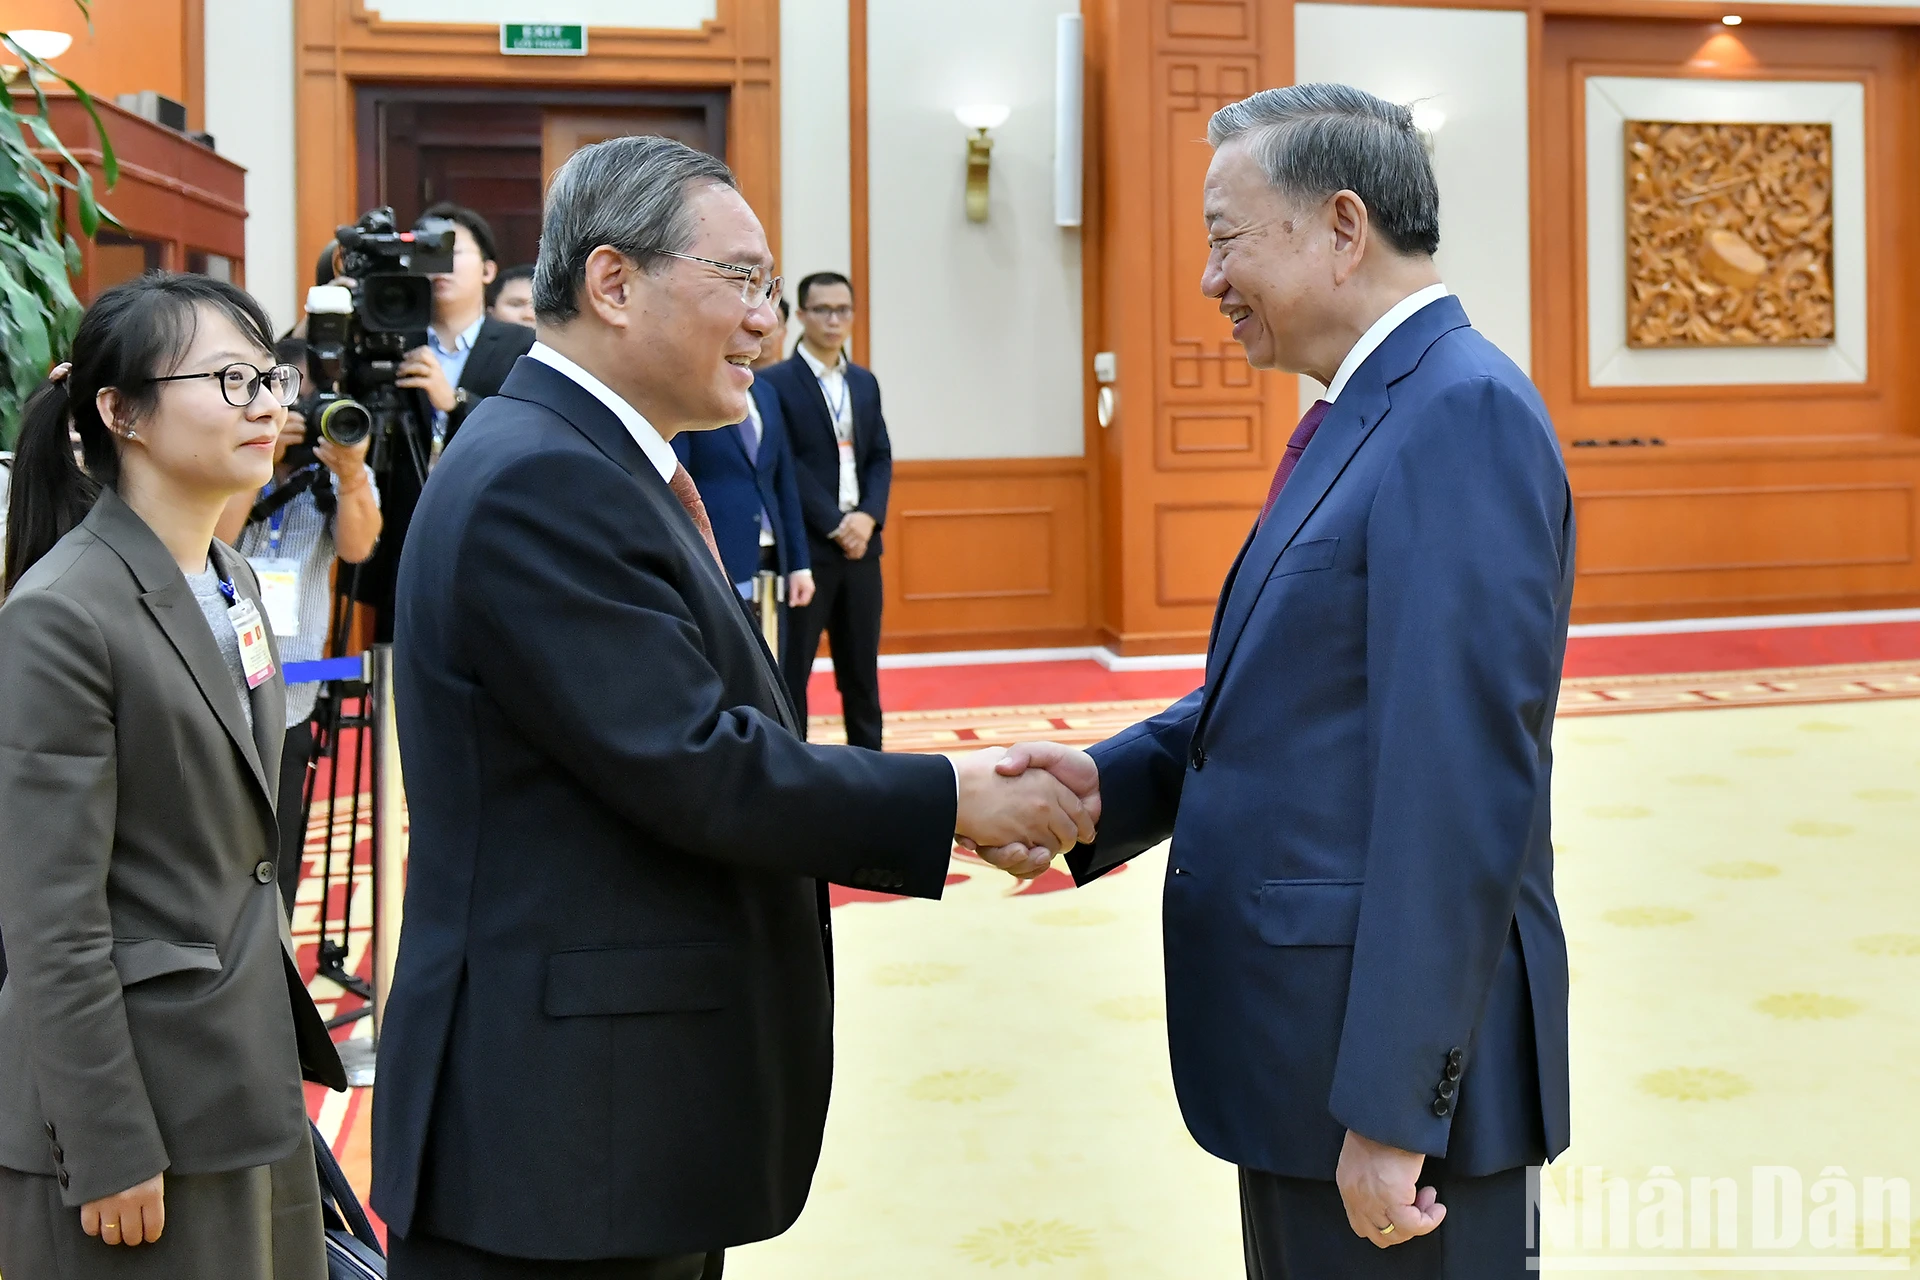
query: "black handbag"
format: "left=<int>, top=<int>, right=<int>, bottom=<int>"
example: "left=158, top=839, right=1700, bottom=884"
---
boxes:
left=313, top=1121, right=386, bottom=1279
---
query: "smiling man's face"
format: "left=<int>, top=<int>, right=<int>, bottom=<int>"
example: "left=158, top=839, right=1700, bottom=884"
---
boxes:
left=1199, top=141, right=1329, bottom=373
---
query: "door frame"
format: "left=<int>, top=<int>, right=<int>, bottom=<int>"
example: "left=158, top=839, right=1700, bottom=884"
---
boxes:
left=352, top=83, right=731, bottom=218
left=294, top=0, right=778, bottom=314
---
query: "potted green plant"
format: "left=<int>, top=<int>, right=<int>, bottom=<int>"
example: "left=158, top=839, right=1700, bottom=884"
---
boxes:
left=0, top=1, right=117, bottom=449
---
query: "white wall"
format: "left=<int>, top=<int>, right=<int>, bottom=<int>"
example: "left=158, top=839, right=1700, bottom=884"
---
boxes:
left=1295, top=3, right=1531, bottom=404
left=863, top=0, right=1084, bottom=460
left=204, top=0, right=298, bottom=334
left=778, top=0, right=851, bottom=321
left=367, top=0, right=715, bottom=25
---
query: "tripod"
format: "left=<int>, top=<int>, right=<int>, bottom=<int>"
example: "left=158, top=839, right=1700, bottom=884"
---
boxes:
left=296, top=386, right=431, bottom=1032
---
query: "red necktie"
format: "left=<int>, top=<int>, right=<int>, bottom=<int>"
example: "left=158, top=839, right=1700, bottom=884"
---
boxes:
left=1258, top=400, right=1331, bottom=527
left=667, top=463, right=729, bottom=576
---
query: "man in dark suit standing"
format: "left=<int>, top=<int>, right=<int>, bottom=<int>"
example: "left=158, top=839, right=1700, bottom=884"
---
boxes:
left=356, top=202, right=536, bottom=640
left=759, top=272, right=890, bottom=749
left=672, top=294, right=814, bottom=661
left=374, top=135, right=1092, bottom=1279
left=987, top=84, right=1574, bottom=1276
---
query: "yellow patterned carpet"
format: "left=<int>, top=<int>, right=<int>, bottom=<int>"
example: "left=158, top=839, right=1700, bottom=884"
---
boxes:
left=725, top=695, right=1920, bottom=1278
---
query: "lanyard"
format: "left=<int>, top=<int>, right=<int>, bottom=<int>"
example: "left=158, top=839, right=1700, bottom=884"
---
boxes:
left=261, top=464, right=321, bottom=554
left=215, top=569, right=238, bottom=607
left=818, top=369, right=850, bottom=437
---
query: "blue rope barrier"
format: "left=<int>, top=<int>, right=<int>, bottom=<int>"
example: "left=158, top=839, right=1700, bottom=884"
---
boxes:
left=283, top=655, right=367, bottom=685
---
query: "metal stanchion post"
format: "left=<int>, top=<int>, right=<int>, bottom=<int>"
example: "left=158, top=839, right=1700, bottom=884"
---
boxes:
left=347, top=643, right=407, bottom=1087
left=753, top=569, right=779, bottom=654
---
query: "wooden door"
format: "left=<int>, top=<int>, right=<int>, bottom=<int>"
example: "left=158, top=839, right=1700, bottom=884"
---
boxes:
left=358, top=87, right=730, bottom=275
left=540, top=107, right=719, bottom=188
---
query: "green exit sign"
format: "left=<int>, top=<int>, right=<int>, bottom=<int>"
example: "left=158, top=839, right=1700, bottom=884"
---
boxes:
left=500, top=23, right=587, bottom=56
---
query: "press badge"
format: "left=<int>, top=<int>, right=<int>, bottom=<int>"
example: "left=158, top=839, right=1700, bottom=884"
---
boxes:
left=229, top=597, right=277, bottom=689
left=247, top=557, right=302, bottom=638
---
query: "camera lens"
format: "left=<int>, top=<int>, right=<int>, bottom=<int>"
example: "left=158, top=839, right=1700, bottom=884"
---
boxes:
left=318, top=398, right=373, bottom=448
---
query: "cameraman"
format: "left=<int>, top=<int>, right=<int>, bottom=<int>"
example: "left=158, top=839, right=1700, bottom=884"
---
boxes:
left=356, top=203, right=532, bottom=639
left=395, top=202, right=536, bottom=455
left=216, top=339, right=382, bottom=915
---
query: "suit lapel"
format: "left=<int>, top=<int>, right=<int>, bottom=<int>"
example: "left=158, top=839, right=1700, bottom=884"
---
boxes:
left=1204, top=390, right=1386, bottom=690
left=1204, top=296, right=1473, bottom=693
left=785, top=353, right=838, bottom=452
left=502, top=359, right=793, bottom=717
left=456, top=319, right=500, bottom=393
left=85, top=492, right=276, bottom=809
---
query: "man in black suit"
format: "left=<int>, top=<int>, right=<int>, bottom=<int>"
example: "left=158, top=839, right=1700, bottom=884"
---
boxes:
left=759, top=273, right=890, bottom=749
left=671, top=295, right=815, bottom=661
left=356, top=202, right=536, bottom=640
left=374, top=135, right=1092, bottom=1279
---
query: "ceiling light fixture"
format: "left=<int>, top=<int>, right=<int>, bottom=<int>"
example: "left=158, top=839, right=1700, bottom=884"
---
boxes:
left=1722, top=14, right=1743, bottom=25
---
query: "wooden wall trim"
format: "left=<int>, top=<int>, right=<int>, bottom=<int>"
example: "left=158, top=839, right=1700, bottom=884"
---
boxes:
left=847, top=0, right=869, bottom=367
left=1327, top=0, right=1920, bottom=21
left=294, top=0, right=780, bottom=317
left=184, top=0, right=204, bottom=132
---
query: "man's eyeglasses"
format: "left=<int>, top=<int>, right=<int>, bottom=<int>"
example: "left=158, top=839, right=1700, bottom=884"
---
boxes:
left=803, top=305, right=855, bottom=321
left=648, top=249, right=782, bottom=309
left=147, top=362, right=303, bottom=408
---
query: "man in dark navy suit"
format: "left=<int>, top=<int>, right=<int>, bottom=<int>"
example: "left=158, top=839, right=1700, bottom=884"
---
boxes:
left=758, top=273, right=891, bottom=749
left=375, top=136, right=1092, bottom=1279
left=672, top=295, right=814, bottom=664
left=987, top=84, right=1574, bottom=1277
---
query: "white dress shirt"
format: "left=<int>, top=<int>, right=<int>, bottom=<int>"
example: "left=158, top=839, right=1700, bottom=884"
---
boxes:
left=528, top=342, right=679, bottom=483
left=1322, top=283, right=1451, bottom=403
left=797, top=344, right=859, bottom=512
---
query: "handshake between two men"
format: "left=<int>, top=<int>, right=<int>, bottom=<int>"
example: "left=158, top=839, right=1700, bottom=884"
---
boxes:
left=949, top=741, right=1099, bottom=879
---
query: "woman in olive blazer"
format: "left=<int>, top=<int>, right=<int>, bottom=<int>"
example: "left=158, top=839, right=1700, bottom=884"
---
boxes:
left=0, top=275, right=345, bottom=1278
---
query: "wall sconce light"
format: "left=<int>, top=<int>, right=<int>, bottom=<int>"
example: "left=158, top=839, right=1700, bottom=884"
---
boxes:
left=3, top=28, right=72, bottom=85
left=7, top=29, right=74, bottom=61
left=1410, top=102, right=1445, bottom=155
left=956, top=104, right=1010, bottom=222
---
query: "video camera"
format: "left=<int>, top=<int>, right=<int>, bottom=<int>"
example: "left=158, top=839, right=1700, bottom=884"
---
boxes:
left=297, top=206, right=457, bottom=481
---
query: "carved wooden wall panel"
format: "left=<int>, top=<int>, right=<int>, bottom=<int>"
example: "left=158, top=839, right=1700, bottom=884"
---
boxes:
left=1625, top=120, right=1834, bottom=348
left=1541, top=16, right=1920, bottom=622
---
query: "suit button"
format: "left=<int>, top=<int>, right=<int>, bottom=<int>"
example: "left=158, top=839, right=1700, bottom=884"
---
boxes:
left=1190, top=744, right=1207, bottom=770
left=57, top=1168, right=69, bottom=1189
left=254, top=860, right=275, bottom=885
left=51, top=1143, right=63, bottom=1163
left=43, top=1123, right=55, bottom=1141
left=1436, top=1077, right=1456, bottom=1099
left=1431, top=1097, right=1452, bottom=1118
left=1447, top=1047, right=1464, bottom=1069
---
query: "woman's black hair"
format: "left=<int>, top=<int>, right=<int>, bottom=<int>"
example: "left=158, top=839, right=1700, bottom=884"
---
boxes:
left=4, top=272, right=277, bottom=593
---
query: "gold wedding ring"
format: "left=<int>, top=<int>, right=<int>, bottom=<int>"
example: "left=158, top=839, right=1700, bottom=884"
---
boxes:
left=1378, top=1222, right=1396, bottom=1236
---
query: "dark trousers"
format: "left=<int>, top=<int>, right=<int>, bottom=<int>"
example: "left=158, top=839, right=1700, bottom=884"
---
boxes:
left=388, top=1228, right=722, bottom=1279
left=782, top=536, right=883, bottom=750
left=1239, top=1161, right=1533, bottom=1279
left=275, top=720, right=315, bottom=917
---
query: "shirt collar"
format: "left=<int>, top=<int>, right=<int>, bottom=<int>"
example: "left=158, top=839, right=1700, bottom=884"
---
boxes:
left=798, top=344, right=847, bottom=379
left=1322, top=283, right=1451, bottom=403
left=430, top=313, right=487, bottom=357
left=527, top=342, right=679, bottom=484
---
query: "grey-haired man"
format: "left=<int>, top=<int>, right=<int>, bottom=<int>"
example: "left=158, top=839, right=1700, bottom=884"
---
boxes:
left=373, top=135, right=1092, bottom=1278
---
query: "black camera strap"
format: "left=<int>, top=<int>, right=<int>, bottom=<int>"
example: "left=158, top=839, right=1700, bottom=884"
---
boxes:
left=249, top=464, right=333, bottom=526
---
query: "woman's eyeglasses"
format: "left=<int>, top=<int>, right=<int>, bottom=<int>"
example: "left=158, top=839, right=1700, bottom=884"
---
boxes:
left=147, top=362, right=303, bottom=408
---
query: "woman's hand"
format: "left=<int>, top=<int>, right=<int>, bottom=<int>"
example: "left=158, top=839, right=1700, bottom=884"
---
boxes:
left=82, top=1172, right=165, bottom=1246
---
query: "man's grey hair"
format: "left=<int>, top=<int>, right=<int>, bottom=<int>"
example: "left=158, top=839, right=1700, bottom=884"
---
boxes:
left=533, top=134, right=737, bottom=324
left=1208, top=83, right=1440, bottom=257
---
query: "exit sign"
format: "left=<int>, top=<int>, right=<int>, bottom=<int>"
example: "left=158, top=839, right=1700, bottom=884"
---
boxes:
left=500, top=23, right=587, bottom=56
